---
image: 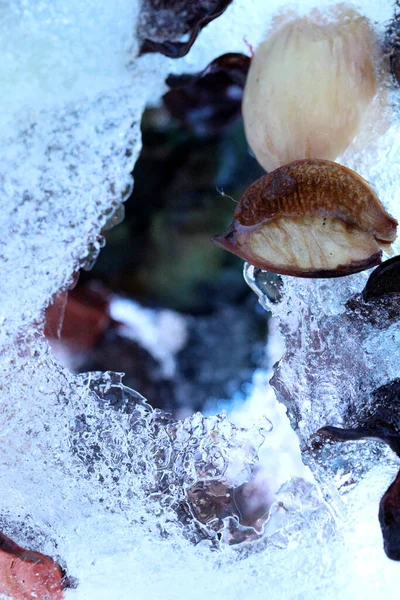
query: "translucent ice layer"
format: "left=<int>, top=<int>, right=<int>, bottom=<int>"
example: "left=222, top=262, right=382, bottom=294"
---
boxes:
left=1, top=0, right=400, bottom=598
left=244, top=114, right=400, bottom=455
left=0, top=0, right=158, bottom=346
left=242, top=0, right=400, bottom=534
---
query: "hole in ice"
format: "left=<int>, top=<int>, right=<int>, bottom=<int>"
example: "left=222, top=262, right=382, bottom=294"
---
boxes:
left=40, top=99, right=306, bottom=559
left=44, top=105, right=269, bottom=419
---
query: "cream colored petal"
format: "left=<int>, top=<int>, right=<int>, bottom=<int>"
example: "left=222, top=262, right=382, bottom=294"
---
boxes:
left=242, top=10, right=380, bottom=172
left=246, top=217, right=382, bottom=275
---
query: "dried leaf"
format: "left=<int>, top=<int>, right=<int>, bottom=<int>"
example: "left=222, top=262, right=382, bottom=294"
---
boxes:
left=363, top=255, right=400, bottom=301
left=316, top=377, right=400, bottom=456
left=139, top=0, right=234, bottom=58
left=0, top=532, right=65, bottom=599
left=45, top=283, right=112, bottom=351
left=163, top=53, right=250, bottom=135
left=212, top=159, right=397, bottom=278
left=379, top=469, right=400, bottom=561
left=316, top=425, right=400, bottom=457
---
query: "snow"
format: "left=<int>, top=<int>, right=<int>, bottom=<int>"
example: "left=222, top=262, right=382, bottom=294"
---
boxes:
left=0, top=0, right=400, bottom=598
left=110, top=297, right=188, bottom=377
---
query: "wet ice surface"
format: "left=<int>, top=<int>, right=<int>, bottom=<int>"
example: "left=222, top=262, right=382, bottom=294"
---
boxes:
left=1, top=0, right=400, bottom=598
left=244, top=118, right=400, bottom=484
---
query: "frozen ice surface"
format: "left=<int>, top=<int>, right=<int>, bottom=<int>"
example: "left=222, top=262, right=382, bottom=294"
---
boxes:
left=0, top=0, right=182, bottom=347
left=243, top=76, right=400, bottom=457
left=1, top=0, right=400, bottom=598
left=241, top=0, right=400, bottom=580
left=0, top=356, right=335, bottom=599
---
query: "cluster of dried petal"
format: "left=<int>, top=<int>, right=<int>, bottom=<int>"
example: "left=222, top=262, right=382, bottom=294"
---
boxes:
left=212, top=159, right=397, bottom=277
left=242, top=8, right=380, bottom=172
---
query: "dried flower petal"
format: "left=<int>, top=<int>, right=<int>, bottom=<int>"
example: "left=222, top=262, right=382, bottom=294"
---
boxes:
left=379, top=469, right=400, bottom=561
left=212, top=159, right=397, bottom=278
left=315, top=425, right=400, bottom=561
left=242, top=8, right=381, bottom=171
left=139, top=0, right=234, bottom=58
left=363, top=255, right=400, bottom=301
left=0, top=532, right=65, bottom=599
left=163, top=53, right=250, bottom=135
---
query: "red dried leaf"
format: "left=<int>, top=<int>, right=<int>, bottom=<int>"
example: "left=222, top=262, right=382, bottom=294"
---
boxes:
left=0, top=532, right=65, bottom=599
left=45, top=284, right=112, bottom=351
left=379, top=469, right=400, bottom=561
left=363, top=255, right=400, bottom=301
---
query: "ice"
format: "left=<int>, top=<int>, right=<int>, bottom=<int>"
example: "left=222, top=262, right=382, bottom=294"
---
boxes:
left=241, top=1, right=400, bottom=564
left=243, top=103, right=400, bottom=457
left=0, top=0, right=165, bottom=346
left=1, top=0, right=400, bottom=598
left=0, top=356, right=335, bottom=598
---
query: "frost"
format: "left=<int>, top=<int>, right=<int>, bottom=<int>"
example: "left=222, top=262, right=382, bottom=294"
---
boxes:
left=243, top=110, right=400, bottom=456
left=0, top=0, right=165, bottom=345
left=1, top=0, right=400, bottom=598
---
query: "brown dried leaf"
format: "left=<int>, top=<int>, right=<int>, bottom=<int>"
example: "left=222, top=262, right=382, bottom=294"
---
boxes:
left=363, top=255, right=400, bottom=301
left=379, top=469, right=400, bottom=561
left=163, top=53, right=250, bottom=135
left=45, top=283, right=113, bottom=351
left=139, top=0, right=234, bottom=58
left=212, top=159, right=398, bottom=278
